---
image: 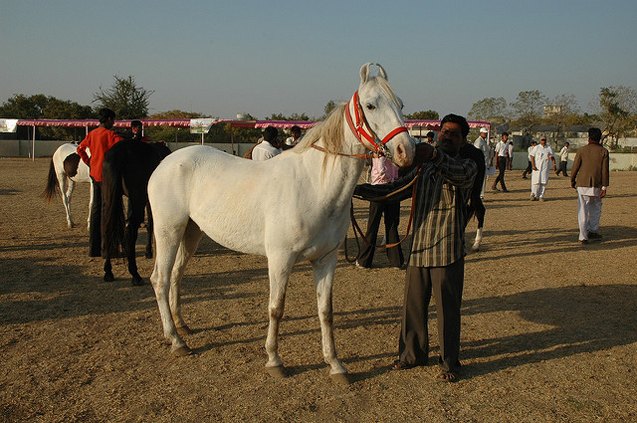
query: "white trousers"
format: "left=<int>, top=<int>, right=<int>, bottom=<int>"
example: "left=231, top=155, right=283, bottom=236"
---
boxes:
left=531, top=183, right=546, bottom=198
left=577, top=192, right=602, bottom=240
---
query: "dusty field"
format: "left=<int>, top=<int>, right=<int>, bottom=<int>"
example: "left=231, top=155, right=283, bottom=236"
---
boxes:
left=1, top=157, right=636, bottom=422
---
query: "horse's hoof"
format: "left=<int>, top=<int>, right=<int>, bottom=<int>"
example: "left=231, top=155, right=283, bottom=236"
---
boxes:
left=471, top=245, right=480, bottom=252
left=172, top=345, right=193, bottom=356
left=104, top=272, right=115, bottom=282
left=266, top=366, right=287, bottom=378
left=131, top=276, right=146, bottom=286
left=330, top=372, right=351, bottom=385
left=177, top=325, right=193, bottom=336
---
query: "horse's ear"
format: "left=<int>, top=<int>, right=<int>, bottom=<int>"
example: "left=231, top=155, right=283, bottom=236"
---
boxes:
left=359, top=63, right=372, bottom=84
left=376, top=63, right=388, bottom=81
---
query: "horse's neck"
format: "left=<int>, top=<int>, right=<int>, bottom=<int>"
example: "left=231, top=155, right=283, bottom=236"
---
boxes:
left=301, top=131, right=366, bottom=208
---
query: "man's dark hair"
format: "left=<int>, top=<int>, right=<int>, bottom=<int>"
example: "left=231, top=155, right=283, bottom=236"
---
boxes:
left=426, top=131, right=435, bottom=138
left=131, top=120, right=143, bottom=129
left=440, top=114, right=469, bottom=138
left=588, top=127, right=602, bottom=143
left=263, top=126, right=278, bottom=142
left=290, top=125, right=301, bottom=136
left=502, top=131, right=509, bottom=136
left=98, top=108, right=116, bottom=124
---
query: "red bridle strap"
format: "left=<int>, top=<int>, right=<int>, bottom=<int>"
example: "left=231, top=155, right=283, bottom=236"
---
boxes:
left=345, top=91, right=408, bottom=153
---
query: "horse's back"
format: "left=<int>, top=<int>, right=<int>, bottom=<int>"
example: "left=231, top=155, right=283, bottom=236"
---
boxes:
left=150, top=145, right=309, bottom=255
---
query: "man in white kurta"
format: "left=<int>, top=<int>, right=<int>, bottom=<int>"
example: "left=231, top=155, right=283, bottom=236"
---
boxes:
left=530, top=136, right=556, bottom=201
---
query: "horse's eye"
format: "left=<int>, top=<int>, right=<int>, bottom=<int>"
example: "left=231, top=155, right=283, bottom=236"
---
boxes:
left=366, top=104, right=376, bottom=110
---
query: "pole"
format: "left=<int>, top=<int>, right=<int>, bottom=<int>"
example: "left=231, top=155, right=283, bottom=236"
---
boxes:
left=32, top=125, right=36, bottom=161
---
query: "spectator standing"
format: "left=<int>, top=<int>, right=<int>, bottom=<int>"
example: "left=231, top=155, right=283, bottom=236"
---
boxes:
left=491, top=132, right=509, bottom=192
left=282, top=125, right=302, bottom=150
left=130, top=120, right=150, bottom=142
left=556, top=142, right=570, bottom=176
left=506, top=138, right=514, bottom=170
left=530, top=136, right=556, bottom=201
left=570, top=128, right=609, bottom=244
left=252, top=126, right=281, bottom=161
left=76, top=108, right=123, bottom=257
left=355, top=154, right=404, bottom=269
left=426, top=131, right=436, bottom=145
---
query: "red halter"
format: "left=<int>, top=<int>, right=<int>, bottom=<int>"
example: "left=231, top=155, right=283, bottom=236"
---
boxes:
left=344, top=91, right=409, bottom=155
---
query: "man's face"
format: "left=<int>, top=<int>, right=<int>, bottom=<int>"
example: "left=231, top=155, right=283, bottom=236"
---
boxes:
left=540, top=138, right=546, bottom=146
left=480, top=132, right=487, bottom=139
left=502, top=134, right=509, bottom=142
left=438, top=122, right=464, bottom=156
left=132, top=126, right=141, bottom=135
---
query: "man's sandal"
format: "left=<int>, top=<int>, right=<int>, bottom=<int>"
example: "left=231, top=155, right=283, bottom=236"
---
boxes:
left=437, top=370, right=459, bottom=382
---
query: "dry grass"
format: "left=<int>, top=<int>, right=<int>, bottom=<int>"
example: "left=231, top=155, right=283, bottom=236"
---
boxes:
left=1, top=157, right=636, bottom=422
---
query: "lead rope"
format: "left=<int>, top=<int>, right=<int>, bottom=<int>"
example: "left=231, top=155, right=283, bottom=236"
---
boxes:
left=343, top=166, right=422, bottom=263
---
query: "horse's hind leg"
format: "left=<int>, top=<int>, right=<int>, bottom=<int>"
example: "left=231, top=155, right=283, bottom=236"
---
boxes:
left=144, top=204, right=153, bottom=259
left=169, top=219, right=203, bottom=334
left=311, top=251, right=348, bottom=378
left=59, top=174, right=74, bottom=228
left=150, top=220, right=191, bottom=355
left=126, top=195, right=147, bottom=286
left=104, top=259, right=115, bottom=282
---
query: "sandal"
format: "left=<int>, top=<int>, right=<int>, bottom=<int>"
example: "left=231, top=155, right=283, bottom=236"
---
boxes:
left=437, top=370, right=459, bottom=382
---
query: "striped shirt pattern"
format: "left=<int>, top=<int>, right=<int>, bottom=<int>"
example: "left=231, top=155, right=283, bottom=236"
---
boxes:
left=409, top=151, right=477, bottom=267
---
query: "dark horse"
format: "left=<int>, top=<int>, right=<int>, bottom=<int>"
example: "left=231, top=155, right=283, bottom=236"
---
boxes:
left=459, top=142, right=486, bottom=251
left=101, top=140, right=172, bottom=285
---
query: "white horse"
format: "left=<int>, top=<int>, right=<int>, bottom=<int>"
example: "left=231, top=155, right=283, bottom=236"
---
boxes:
left=148, top=63, right=416, bottom=381
left=43, top=143, right=93, bottom=229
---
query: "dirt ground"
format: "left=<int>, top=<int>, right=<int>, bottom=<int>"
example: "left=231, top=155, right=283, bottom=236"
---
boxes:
left=1, top=157, right=636, bottom=422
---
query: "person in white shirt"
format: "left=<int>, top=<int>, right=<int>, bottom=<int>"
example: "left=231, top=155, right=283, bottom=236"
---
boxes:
left=252, top=126, right=282, bottom=161
left=530, top=136, right=556, bottom=201
left=473, top=127, right=490, bottom=198
left=282, top=125, right=302, bottom=150
left=355, top=153, right=404, bottom=269
left=556, top=142, right=570, bottom=177
left=491, top=132, right=509, bottom=192
left=506, top=140, right=514, bottom=170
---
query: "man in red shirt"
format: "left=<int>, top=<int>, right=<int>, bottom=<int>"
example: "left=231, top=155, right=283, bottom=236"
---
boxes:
left=77, top=108, right=123, bottom=257
left=130, top=120, right=150, bottom=142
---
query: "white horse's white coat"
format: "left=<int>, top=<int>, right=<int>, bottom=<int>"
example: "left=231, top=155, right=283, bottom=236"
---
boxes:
left=51, top=143, right=93, bottom=229
left=148, top=64, right=416, bottom=378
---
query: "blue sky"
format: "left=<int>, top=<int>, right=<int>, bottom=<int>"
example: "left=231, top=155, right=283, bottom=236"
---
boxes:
left=2, top=0, right=636, bottom=119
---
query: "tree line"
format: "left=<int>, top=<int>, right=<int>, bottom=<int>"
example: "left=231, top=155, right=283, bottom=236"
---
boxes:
left=467, top=87, right=637, bottom=148
left=2, top=75, right=635, bottom=148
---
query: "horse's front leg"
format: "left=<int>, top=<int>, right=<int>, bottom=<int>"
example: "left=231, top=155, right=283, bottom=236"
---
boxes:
left=264, top=254, right=295, bottom=377
left=312, top=251, right=348, bottom=379
left=125, top=221, right=144, bottom=285
left=63, top=178, right=75, bottom=228
left=87, top=181, right=94, bottom=231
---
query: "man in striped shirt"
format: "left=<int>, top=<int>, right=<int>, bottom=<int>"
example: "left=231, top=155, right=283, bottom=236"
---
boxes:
left=354, top=114, right=477, bottom=382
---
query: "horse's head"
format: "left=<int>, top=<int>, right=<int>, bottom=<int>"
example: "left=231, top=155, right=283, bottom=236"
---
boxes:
left=348, top=63, right=415, bottom=167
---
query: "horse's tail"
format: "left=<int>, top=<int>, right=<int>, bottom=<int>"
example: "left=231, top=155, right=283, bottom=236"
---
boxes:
left=101, top=155, right=125, bottom=258
left=42, top=158, right=59, bottom=201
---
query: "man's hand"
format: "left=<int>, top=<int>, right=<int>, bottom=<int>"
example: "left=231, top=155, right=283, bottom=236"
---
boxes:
left=413, top=142, right=436, bottom=165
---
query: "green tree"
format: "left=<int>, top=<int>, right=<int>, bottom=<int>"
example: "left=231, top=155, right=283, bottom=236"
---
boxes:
left=265, top=113, right=310, bottom=121
left=323, top=100, right=338, bottom=118
left=93, top=75, right=153, bottom=119
left=598, top=86, right=637, bottom=148
left=0, top=94, right=94, bottom=140
left=405, top=110, right=439, bottom=120
left=511, top=90, right=547, bottom=131
left=468, top=97, right=508, bottom=124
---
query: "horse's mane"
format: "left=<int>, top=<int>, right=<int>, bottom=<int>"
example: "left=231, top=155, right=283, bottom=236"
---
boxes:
left=293, top=103, right=346, bottom=155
